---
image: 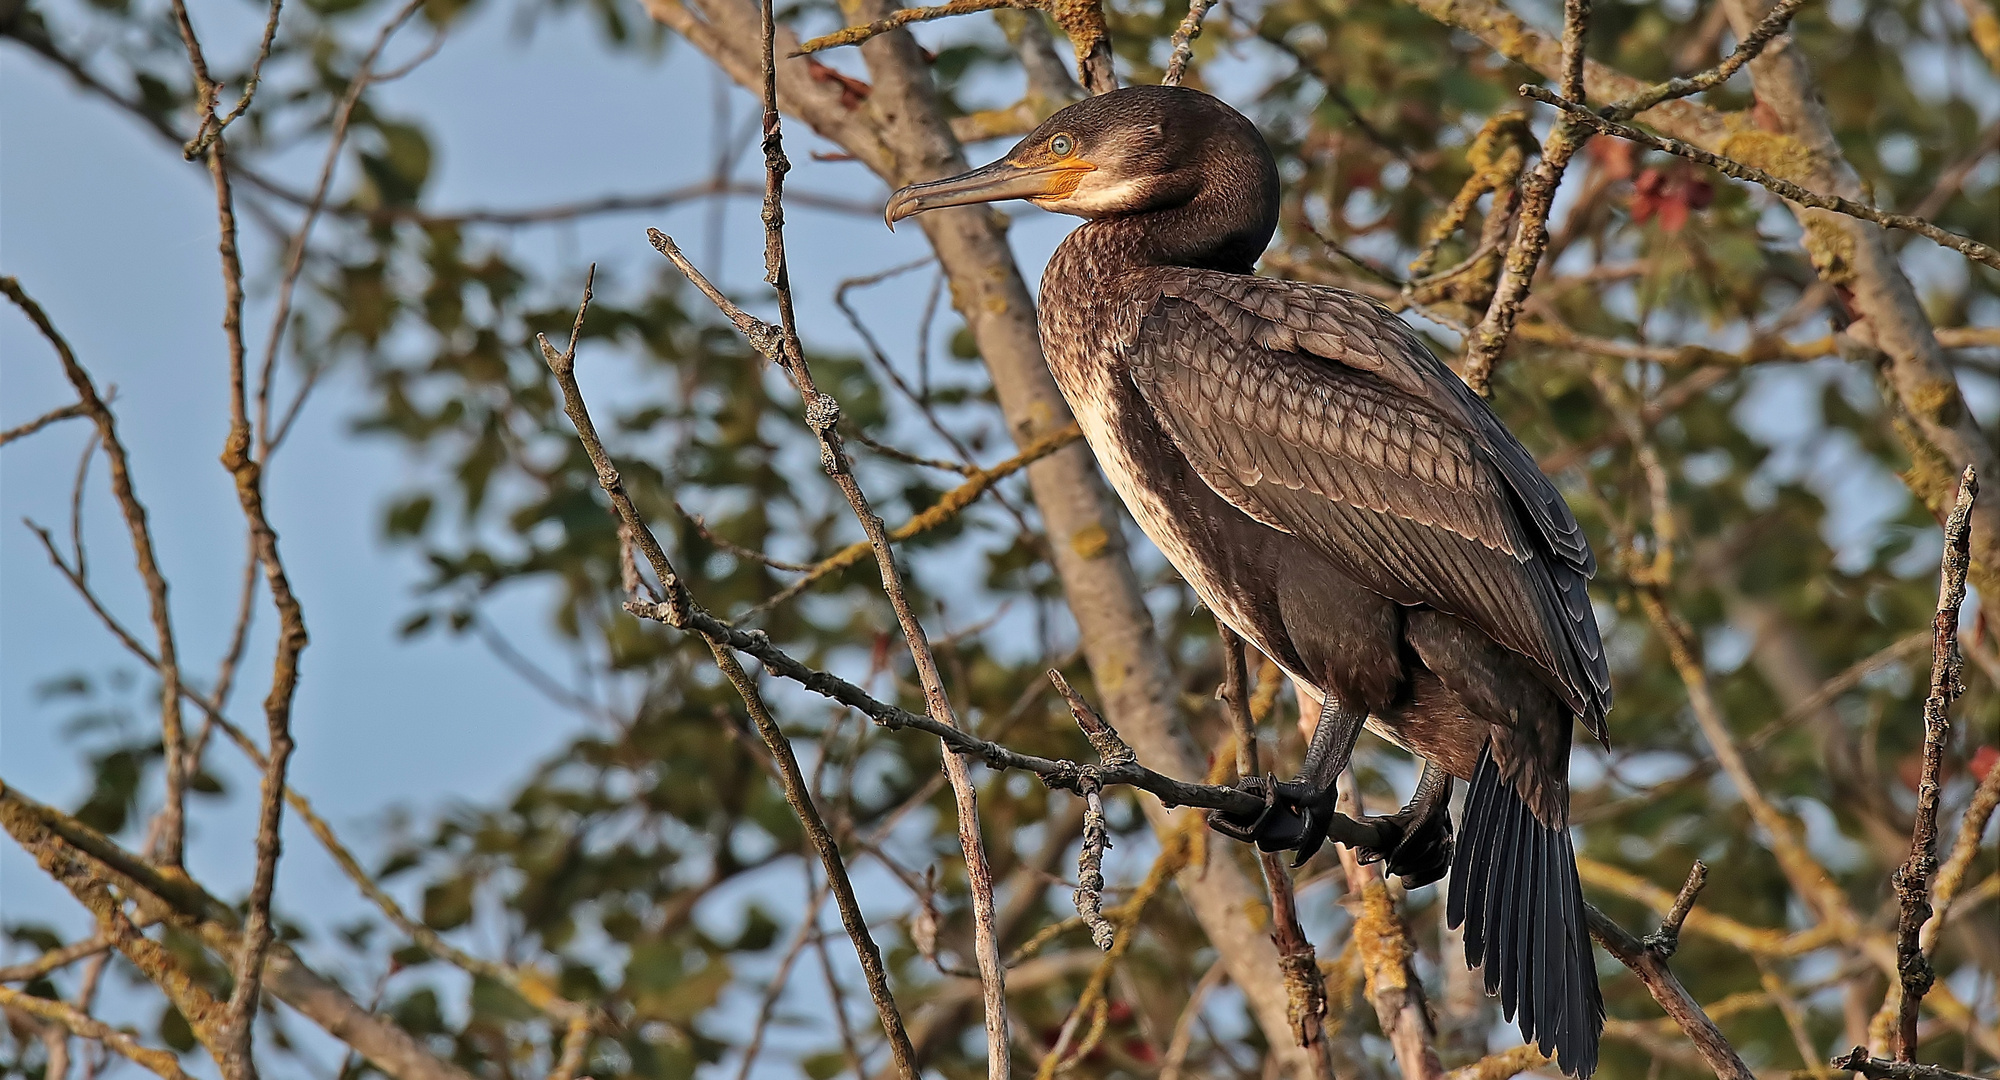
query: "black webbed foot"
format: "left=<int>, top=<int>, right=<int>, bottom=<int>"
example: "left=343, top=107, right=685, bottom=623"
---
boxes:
left=1207, top=693, right=1371, bottom=867
left=1353, top=764, right=1455, bottom=888
left=1352, top=803, right=1454, bottom=887
left=1205, top=775, right=1341, bottom=866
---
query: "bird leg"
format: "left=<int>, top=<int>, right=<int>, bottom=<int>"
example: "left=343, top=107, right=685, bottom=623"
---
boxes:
left=1207, top=693, right=1371, bottom=866
left=1350, top=759, right=1455, bottom=888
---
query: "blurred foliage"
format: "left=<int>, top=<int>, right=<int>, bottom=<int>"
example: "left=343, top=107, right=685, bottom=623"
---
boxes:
left=3, top=0, right=1997, bottom=1075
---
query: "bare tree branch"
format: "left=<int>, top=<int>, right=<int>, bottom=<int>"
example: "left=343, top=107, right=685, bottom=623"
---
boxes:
left=537, top=275, right=922, bottom=1078
left=1585, top=905, right=1756, bottom=1080
left=1, top=401, right=89, bottom=446
left=667, top=7, right=1017, bottom=1059
left=1832, top=1047, right=1990, bottom=1080
left=0, top=781, right=480, bottom=1080
left=1162, top=0, right=1218, bottom=86
left=1889, top=468, right=1977, bottom=1061
left=1, top=277, right=191, bottom=871
left=0, top=985, right=194, bottom=1080
left=793, top=0, right=1039, bottom=55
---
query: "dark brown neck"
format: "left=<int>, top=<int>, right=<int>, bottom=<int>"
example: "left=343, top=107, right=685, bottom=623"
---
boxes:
left=1049, top=159, right=1278, bottom=287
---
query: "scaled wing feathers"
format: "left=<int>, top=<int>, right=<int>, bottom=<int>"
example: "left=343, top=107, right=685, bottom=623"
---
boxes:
left=1119, top=270, right=1611, bottom=734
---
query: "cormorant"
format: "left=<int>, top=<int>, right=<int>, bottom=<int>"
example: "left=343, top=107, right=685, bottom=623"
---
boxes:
left=887, top=84, right=1611, bottom=1076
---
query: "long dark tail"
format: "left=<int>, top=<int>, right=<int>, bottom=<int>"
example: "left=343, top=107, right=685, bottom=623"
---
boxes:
left=1447, top=744, right=1604, bottom=1077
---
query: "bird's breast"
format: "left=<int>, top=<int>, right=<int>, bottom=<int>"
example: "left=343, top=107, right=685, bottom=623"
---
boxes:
left=1037, top=284, right=1276, bottom=652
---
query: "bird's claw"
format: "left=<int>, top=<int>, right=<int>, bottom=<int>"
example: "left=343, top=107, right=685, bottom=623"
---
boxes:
left=1206, top=775, right=1338, bottom=866
left=1352, top=805, right=1454, bottom=889
left=1206, top=773, right=1280, bottom=845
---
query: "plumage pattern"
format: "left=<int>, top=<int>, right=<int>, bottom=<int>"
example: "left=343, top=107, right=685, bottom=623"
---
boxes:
left=1117, top=269, right=1612, bottom=740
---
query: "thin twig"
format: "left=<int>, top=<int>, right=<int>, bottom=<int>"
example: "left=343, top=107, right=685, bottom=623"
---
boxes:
left=750, top=0, right=1012, bottom=1062
left=546, top=1013, right=592, bottom=1080
left=1158, top=958, right=1228, bottom=1080
left=1, top=402, right=89, bottom=445
left=1643, top=860, right=1710, bottom=959
left=1, top=278, right=190, bottom=871
left=733, top=877, right=834, bottom=1080
left=1522, top=87, right=2000, bottom=272
left=1074, top=784, right=1115, bottom=949
left=674, top=501, right=818, bottom=572
left=1605, top=0, right=1808, bottom=119
left=743, top=421, right=1081, bottom=614
left=1585, top=905, right=1756, bottom=1080
left=538, top=275, right=919, bottom=1078
left=0, top=936, right=116, bottom=984
left=1035, top=820, right=1195, bottom=1079
left=1577, top=857, right=1841, bottom=958
left=1925, top=761, right=2000, bottom=955
left=1458, top=0, right=1594, bottom=395
left=793, top=0, right=1039, bottom=54
left=186, top=0, right=285, bottom=155
left=255, top=0, right=427, bottom=458
left=1162, top=0, right=1217, bottom=86
left=0, top=985, right=194, bottom=1080
left=1220, top=631, right=1332, bottom=1075
left=1890, top=467, right=1977, bottom=1061
left=845, top=425, right=979, bottom=475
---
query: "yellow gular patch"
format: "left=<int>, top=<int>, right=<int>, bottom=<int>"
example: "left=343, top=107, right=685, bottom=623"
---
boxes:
left=1026, top=161, right=1096, bottom=204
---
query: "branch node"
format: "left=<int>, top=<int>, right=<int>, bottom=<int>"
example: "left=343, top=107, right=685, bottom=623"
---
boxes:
left=1643, top=859, right=1708, bottom=958
left=1048, top=669, right=1135, bottom=765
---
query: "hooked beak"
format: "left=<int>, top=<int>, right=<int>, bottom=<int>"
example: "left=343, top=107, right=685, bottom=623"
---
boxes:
left=884, top=158, right=1093, bottom=229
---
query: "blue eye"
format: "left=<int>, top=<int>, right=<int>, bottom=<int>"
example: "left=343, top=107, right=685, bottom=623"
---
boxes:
left=1050, top=134, right=1075, bottom=156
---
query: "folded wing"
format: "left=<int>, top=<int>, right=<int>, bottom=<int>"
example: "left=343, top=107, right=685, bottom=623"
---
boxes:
left=1119, top=270, right=1611, bottom=738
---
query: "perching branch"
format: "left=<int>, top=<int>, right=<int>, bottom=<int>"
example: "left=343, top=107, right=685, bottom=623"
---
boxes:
left=1831, top=1047, right=1990, bottom=1080
left=628, top=586, right=1405, bottom=840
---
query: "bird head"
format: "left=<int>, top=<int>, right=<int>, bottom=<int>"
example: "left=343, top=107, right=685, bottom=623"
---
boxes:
left=884, top=85, right=1277, bottom=232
